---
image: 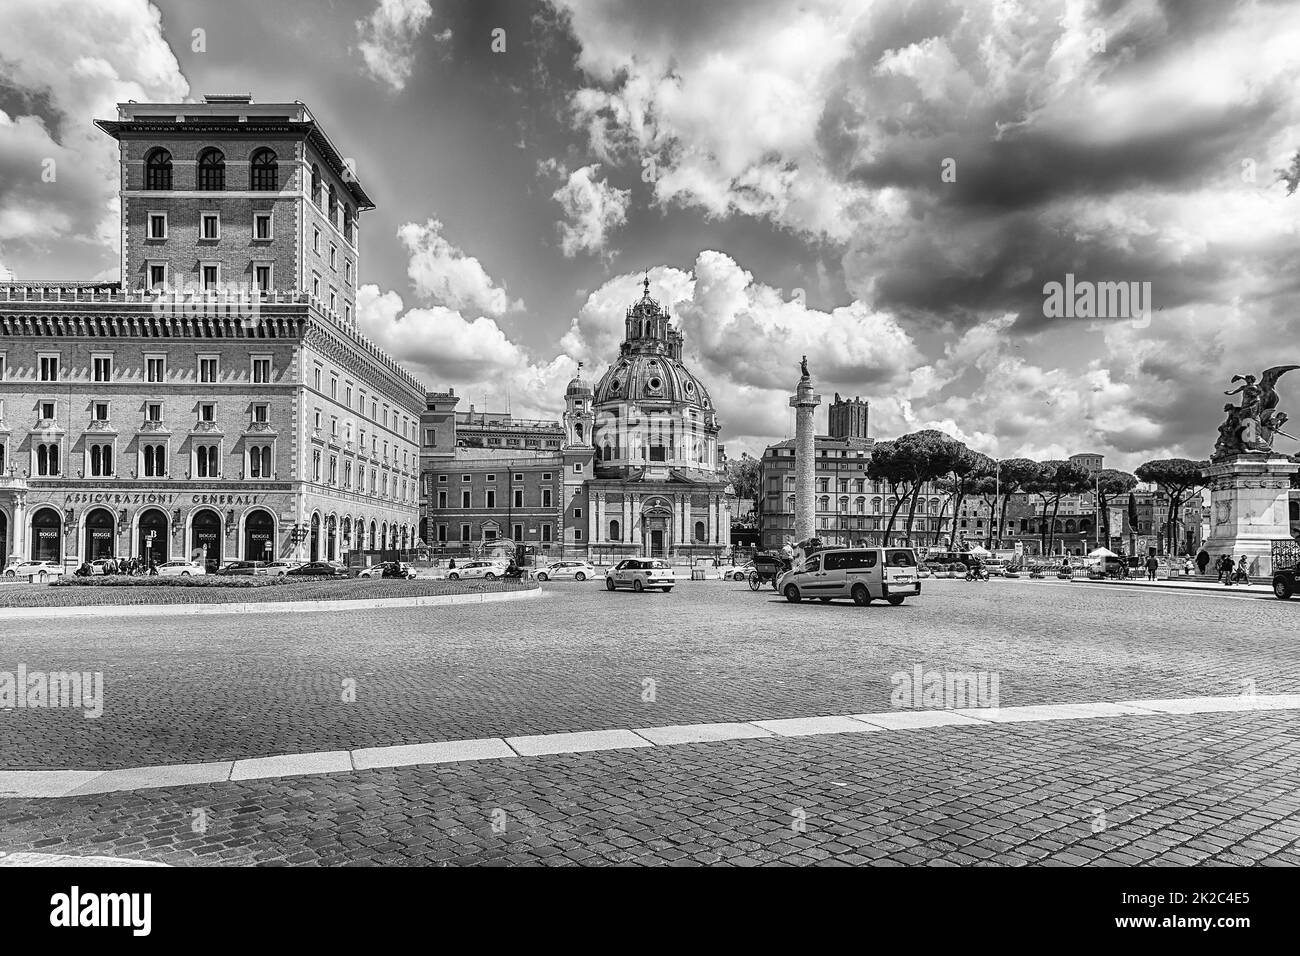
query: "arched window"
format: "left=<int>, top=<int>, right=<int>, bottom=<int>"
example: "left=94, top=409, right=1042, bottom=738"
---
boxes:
left=819, top=496, right=830, bottom=512
left=694, top=521, right=706, bottom=542
left=855, top=497, right=865, bottom=514
left=609, top=519, right=620, bottom=541
left=197, top=148, right=225, bottom=190
left=1079, top=518, right=1092, bottom=532
left=839, top=496, right=849, bottom=512
left=872, top=497, right=881, bottom=514
left=145, top=148, right=172, bottom=190
left=311, top=165, right=322, bottom=206
left=1065, top=519, right=1076, bottom=533
left=344, top=205, right=355, bottom=243
left=1053, top=520, right=1063, bottom=533
left=250, top=148, right=278, bottom=190
left=328, top=183, right=338, bottom=223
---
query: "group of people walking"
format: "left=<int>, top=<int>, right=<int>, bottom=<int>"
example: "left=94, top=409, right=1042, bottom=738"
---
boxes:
left=1191, top=548, right=1251, bottom=585
left=74, top=556, right=158, bottom=577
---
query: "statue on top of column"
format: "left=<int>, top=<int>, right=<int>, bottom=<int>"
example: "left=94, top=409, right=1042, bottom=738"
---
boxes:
left=1213, top=364, right=1299, bottom=460
left=800, top=355, right=809, bottom=380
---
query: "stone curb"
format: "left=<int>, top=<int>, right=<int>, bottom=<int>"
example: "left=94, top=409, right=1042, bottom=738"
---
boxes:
left=3, top=693, right=1296, bottom=800
left=1079, top=578, right=1273, bottom=595
left=0, top=585, right=541, bottom=620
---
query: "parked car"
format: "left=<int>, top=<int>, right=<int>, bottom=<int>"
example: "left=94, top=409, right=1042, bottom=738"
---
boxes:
left=286, top=561, right=348, bottom=578
left=446, top=560, right=508, bottom=581
left=605, top=558, right=675, bottom=593
left=359, top=561, right=416, bottom=579
left=5, top=559, right=63, bottom=580
left=216, top=560, right=270, bottom=577
left=778, top=547, right=921, bottom=606
left=89, top=558, right=127, bottom=575
left=156, top=560, right=205, bottom=577
left=727, top=562, right=756, bottom=582
left=1272, top=564, right=1300, bottom=600
left=264, top=561, right=303, bottom=576
left=533, top=561, right=596, bottom=582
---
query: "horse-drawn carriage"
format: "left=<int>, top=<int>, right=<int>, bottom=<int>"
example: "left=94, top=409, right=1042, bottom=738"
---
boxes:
left=748, top=551, right=792, bottom=591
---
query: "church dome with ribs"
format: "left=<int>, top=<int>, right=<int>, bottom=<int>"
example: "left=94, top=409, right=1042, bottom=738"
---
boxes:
left=589, top=278, right=721, bottom=476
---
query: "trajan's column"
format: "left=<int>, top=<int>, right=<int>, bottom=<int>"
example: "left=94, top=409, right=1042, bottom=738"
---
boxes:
left=789, top=356, right=822, bottom=544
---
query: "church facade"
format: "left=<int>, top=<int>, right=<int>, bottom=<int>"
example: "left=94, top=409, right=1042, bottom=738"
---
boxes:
left=420, top=280, right=732, bottom=562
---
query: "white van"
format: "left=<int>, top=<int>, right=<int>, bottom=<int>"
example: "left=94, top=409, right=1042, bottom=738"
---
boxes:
left=778, top=547, right=921, bottom=606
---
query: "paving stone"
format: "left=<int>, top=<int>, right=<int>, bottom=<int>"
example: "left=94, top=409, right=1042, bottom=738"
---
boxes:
left=751, top=716, right=881, bottom=737
left=230, top=751, right=352, bottom=782
left=351, top=739, right=514, bottom=771
left=505, top=730, right=653, bottom=757
left=632, top=723, right=773, bottom=745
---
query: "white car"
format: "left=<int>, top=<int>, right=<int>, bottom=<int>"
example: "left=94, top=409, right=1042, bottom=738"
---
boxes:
left=446, top=560, right=508, bottom=581
left=534, top=561, right=596, bottom=582
left=5, top=560, right=63, bottom=579
left=265, top=561, right=303, bottom=576
left=156, top=560, right=205, bottom=577
left=605, top=558, right=675, bottom=593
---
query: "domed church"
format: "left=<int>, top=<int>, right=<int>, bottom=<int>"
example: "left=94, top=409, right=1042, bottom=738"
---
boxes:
left=421, top=277, right=732, bottom=562
left=560, top=278, right=731, bottom=559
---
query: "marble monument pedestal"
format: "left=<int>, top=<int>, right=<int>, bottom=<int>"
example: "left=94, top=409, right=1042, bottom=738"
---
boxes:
left=1201, top=455, right=1299, bottom=577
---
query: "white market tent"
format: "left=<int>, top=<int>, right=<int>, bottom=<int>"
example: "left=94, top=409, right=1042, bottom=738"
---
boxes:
left=967, top=544, right=992, bottom=556
left=1087, top=547, right=1119, bottom=560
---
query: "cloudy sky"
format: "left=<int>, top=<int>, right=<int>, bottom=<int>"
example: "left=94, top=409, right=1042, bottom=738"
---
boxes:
left=2, top=0, right=1300, bottom=468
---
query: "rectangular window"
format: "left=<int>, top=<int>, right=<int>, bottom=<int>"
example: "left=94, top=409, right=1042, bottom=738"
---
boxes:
left=92, top=355, right=113, bottom=382
left=148, top=212, right=167, bottom=240
left=201, top=263, right=220, bottom=290
left=148, top=263, right=167, bottom=290
left=486, top=490, right=496, bottom=508
left=330, top=377, right=338, bottom=400
left=200, top=402, right=215, bottom=423
left=574, top=529, right=583, bottom=541
left=574, top=508, right=582, bottom=519
left=573, top=463, right=583, bottom=474
left=438, top=491, right=447, bottom=509
left=254, top=212, right=272, bottom=241
left=312, top=274, right=320, bottom=298
left=198, top=356, right=218, bottom=383
left=40, top=400, right=55, bottom=420
left=461, top=490, right=471, bottom=508
left=542, top=489, right=552, bottom=508
left=513, top=489, right=523, bottom=508
left=313, top=367, right=321, bottom=391
left=200, top=211, right=220, bottom=240
left=254, top=263, right=272, bottom=292
left=541, top=525, right=552, bottom=543
left=92, top=402, right=109, bottom=422
left=329, top=244, right=337, bottom=269
left=344, top=261, right=352, bottom=285
left=252, top=357, right=271, bottom=383
left=146, top=403, right=162, bottom=422
left=253, top=403, right=268, bottom=423
left=146, top=356, right=165, bottom=383
left=313, top=228, right=320, bottom=254
left=461, top=524, right=471, bottom=542
left=39, top=354, right=59, bottom=382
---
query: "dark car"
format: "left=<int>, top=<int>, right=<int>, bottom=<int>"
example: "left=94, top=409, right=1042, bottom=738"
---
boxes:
left=287, top=561, right=347, bottom=578
left=216, top=561, right=269, bottom=577
left=1272, top=565, right=1299, bottom=600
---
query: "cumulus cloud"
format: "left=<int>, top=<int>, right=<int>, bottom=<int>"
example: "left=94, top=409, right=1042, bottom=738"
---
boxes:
left=549, top=0, right=1300, bottom=467
left=547, top=163, right=631, bottom=257
left=396, top=219, right=523, bottom=316
left=355, top=0, right=441, bottom=91
left=0, top=0, right=188, bottom=276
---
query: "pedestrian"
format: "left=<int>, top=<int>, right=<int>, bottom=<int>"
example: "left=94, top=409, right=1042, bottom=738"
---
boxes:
left=448, top=557, right=457, bottom=570
left=1196, top=548, right=1210, bottom=576
left=1145, top=554, right=1159, bottom=581
left=1218, top=554, right=1232, bottom=585
left=1234, top=555, right=1250, bottom=585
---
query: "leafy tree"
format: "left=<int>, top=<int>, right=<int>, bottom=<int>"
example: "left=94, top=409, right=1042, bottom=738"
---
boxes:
left=867, top=440, right=910, bottom=539
left=1026, top=460, right=1092, bottom=554
left=892, top=430, right=968, bottom=543
left=991, top=458, right=1041, bottom=549
left=1094, top=469, right=1138, bottom=546
left=724, top=453, right=762, bottom=522
left=1134, top=458, right=1207, bottom=555
left=936, top=449, right=996, bottom=547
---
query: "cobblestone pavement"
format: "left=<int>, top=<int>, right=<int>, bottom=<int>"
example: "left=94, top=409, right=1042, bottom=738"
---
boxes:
left=2, top=711, right=1298, bottom=866
left=3, top=578, right=1299, bottom=865
left=2, top=579, right=1296, bottom=769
